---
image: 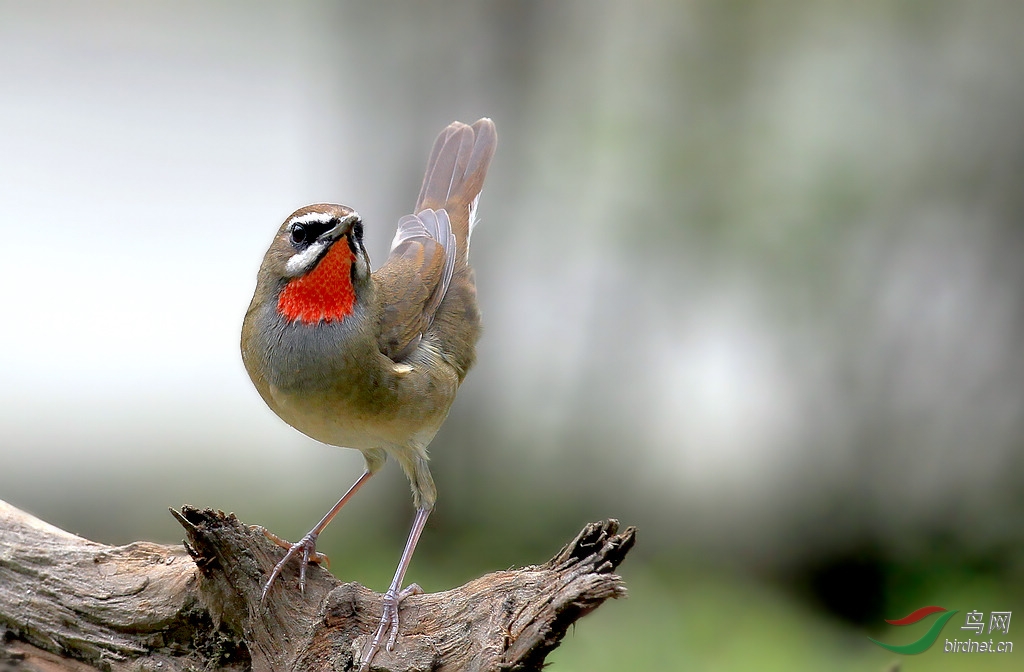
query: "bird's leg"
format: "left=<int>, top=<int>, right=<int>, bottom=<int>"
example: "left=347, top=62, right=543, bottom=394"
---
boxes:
left=359, top=506, right=430, bottom=671
left=261, top=468, right=374, bottom=601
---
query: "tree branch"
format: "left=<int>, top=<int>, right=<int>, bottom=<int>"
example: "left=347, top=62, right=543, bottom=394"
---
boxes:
left=0, top=499, right=635, bottom=671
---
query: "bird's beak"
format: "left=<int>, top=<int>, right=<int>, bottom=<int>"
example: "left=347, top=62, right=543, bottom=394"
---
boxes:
left=322, top=212, right=361, bottom=242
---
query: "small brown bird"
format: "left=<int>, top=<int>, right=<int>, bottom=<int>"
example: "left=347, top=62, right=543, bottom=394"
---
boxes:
left=241, top=119, right=496, bottom=668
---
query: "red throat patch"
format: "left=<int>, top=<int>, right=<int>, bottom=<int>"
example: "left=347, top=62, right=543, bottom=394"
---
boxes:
left=277, top=241, right=356, bottom=324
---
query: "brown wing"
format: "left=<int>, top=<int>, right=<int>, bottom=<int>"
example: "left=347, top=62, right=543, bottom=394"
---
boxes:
left=374, top=209, right=456, bottom=361
left=375, top=119, right=496, bottom=364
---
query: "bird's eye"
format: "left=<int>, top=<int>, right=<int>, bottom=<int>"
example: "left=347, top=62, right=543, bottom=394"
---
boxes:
left=291, top=224, right=307, bottom=245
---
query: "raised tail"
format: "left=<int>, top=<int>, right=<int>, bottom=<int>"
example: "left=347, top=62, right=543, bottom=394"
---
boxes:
left=415, top=118, right=497, bottom=271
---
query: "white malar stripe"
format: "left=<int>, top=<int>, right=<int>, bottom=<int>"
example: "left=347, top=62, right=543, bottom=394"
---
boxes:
left=285, top=241, right=328, bottom=276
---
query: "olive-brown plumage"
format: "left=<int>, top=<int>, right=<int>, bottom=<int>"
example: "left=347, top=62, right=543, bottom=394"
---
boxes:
left=240, top=120, right=496, bottom=670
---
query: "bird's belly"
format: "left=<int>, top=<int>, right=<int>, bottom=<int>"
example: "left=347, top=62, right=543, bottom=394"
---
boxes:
left=266, top=383, right=448, bottom=451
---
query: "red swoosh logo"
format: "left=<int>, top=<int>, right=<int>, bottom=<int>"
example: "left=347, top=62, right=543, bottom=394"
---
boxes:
left=885, top=606, right=947, bottom=625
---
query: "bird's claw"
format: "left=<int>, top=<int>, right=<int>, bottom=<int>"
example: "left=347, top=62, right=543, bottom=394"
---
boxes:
left=260, top=529, right=328, bottom=601
left=359, top=583, right=424, bottom=671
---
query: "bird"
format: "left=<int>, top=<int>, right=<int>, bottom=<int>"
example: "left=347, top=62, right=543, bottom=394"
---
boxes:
left=240, top=118, right=496, bottom=668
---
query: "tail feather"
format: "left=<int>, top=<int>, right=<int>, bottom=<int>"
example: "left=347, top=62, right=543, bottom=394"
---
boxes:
left=415, top=119, right=497, bottom=269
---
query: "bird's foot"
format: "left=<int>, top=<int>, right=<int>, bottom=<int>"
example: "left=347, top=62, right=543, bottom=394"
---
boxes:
left=260, top=528, right=329, bottom=601
left=359, top=583, right=424, bottom=671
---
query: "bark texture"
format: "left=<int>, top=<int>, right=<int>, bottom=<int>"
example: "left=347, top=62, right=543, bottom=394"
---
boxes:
left=0, top=500, right=635, bottom=671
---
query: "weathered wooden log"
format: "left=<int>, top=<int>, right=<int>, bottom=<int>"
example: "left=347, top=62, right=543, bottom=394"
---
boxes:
left=0, top=500, right=635, bottom=671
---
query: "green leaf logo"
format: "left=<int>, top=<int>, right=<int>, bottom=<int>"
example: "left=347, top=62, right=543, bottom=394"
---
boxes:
left=869, top=606, right=958, bottom=654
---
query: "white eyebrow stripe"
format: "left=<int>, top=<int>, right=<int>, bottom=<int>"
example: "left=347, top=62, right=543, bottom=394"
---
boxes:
left=288, top=210, right=348, bottom=228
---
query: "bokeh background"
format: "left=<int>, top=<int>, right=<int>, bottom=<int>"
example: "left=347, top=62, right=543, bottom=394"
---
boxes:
left=2, top=1, right=1023, bottom=670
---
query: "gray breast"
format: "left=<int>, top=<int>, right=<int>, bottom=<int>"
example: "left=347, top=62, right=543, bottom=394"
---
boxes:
left=253, top=301, right=375, bottom=393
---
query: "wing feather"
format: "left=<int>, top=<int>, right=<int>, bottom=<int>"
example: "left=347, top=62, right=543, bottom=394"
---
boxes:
left=374, top=119, right=496, bottom=363
left=374, top=209, right=456, bottom=361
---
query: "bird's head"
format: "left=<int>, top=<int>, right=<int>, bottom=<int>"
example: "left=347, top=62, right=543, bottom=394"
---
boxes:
left=257, top=204, right=371, bottom=325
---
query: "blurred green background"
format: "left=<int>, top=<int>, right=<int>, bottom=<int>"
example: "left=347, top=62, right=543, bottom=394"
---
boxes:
left=1, top=1, right=1022, bottom=670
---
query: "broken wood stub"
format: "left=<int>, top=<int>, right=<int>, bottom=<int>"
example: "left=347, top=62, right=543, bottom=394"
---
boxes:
left=0, top=499, right=635, bottom=671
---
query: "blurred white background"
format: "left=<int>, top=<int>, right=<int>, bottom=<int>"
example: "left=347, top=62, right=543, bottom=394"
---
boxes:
left=2, top=2, right=1023, bottom=670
